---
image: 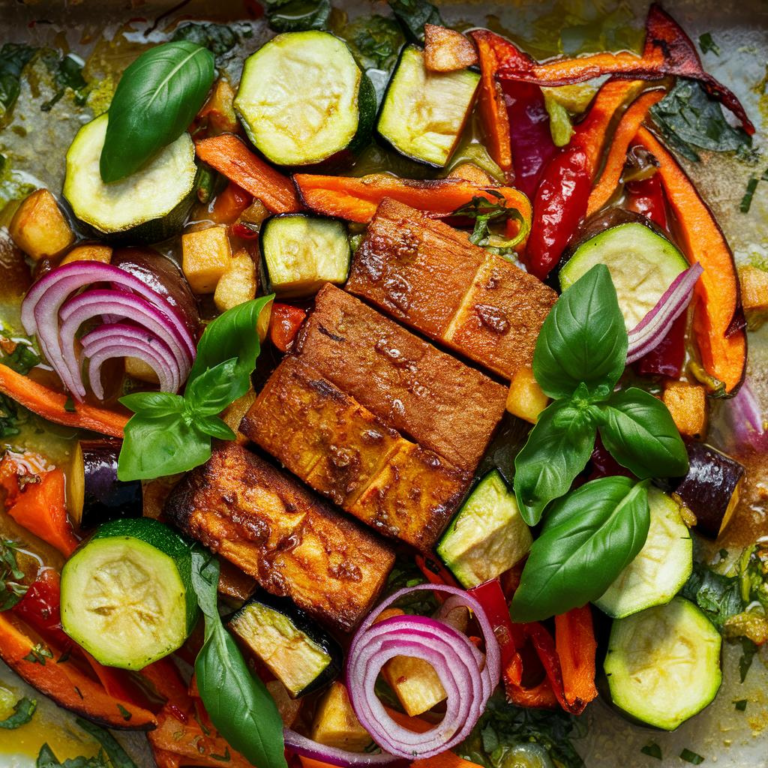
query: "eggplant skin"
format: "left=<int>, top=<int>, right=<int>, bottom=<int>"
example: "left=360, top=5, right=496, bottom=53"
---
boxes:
left=164, top=442, right=395, bottom=633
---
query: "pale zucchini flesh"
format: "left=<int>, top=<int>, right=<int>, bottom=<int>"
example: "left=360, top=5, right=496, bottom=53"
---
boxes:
left=437, top=470, right=532, bottom=588
left=604, top=597, right=722, bottom=731
left=262, top=215, right=350, bottom=298
left=378, top=46, right=480, bottom=168
left=559, top=222, right=689, bottom=329
left=63, top=114, right=198, bottom=242
left=595, top=488, right=693, bottom=619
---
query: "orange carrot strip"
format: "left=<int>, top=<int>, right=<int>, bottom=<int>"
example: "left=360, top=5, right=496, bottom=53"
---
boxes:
left=554, top=607, right=598, bottom=714
left=587, top=89, right=666, bottom=216
left=211, top=181, right=252, bottom=225
left=195, top=134, right=302, bottom=214
left=7, top=468, right=79, bottom=556
left=635, top=126, right=746, bottom=393
left=0, top=364, right=128, bottom=437
left=0, top=612, right=156, bottom=730
left=293, top=174, right=531, bottom=228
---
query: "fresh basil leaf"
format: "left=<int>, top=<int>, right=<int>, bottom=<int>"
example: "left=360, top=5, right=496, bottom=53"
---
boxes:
left=185, top=358, right=241, bottom=415
left=595, top=387, right=689, bottom=478
left=513, top=399, right=596, bottom=526
left=188, top=295, right=273, bottom=394
left=263, top=0, right=331, bottom=33
left=698, top=32, right=720, bottom=56
left=196, top=416, right=237, bottom=441
left=119, top=391, right=185, bottom=417
left=0, top=44, right=37, bottom=118
left=650, top=79, right=751, bottom=163
left=341, top=15, right=405, bottom=71
left=511, top=477, right=650, bottom=622
left=388, top=0, right=443, bottom=43
left=75, top=719, right=137, bottom=768
left=117, top=412, right=211, bottom=481
left=0, top=697, right=36, bottom=729
left=533, top=264, right=627, bottom=400
left=190, top=549, right=287, bottom=768
left=100, top=41, right=215, bottom=183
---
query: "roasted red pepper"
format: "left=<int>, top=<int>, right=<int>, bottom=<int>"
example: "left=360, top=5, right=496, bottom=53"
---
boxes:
left=554, top=607, right=598, bottom=714
left=636, top=311, right=686, bottom=378
left=13, top=568, right=69, bottom=648
left=625, top=171, right=668, bottom=230
left=269, top=304, right=307, bottom=353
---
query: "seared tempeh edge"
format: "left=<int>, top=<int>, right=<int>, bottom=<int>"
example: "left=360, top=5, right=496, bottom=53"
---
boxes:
left=165, top=441, right=395, bottom=632
left=296, top=283, right=506, bottom=472
left=240, top=356, right=470, bottom=551
left=346, top=198, right=557, bottom=380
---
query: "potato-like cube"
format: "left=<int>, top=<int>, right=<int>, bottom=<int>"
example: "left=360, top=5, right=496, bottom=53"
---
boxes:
left=663, top=381, right=707, bottom=438
left=214, top=250, right=257, bottom=312
left=311, top=683, right=371, bottom=752
left=506, top=366, right=549, bottom=424
left=10, top=189, right=74, bottom=261
left=182, top=225, right=232, bottom=294
left=61, top=244, right=113, bottom=265
left=739, top=265, right=768, bottom=330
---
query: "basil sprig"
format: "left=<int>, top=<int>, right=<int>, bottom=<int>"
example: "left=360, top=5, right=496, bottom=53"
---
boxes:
left=100, top=41, right=215, bottom=183
left=191, top=547, right=286, bottom=768
left=0, top=696, right=36, bottom=729
left=514, top=265, right=688, bottom=526
left=117, top=296, right=273, bottom=481
left=512, top=477, right=651, bottom=622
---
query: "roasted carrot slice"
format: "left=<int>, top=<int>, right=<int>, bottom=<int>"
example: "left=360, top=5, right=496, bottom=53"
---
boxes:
left=6, top=468, right=79, bottom=556
left=496, top=4, right=753, bottom=134
left=554, top=607, right=598, bottom=714
left=211, top=181, right=252, bottom=224
left=635, top=126, right=746, bottom=393
left=0, top=364, right=128, bottom=437
left=587, top=89, right=666, bottom=216
left=293, top=174, right=531, bottom=228
left=0, top=612, right=156, bottom=729
left=195, top=135, right=302, bottom=214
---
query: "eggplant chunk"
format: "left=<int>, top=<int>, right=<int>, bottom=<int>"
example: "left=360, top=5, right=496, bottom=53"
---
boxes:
left=240, top=357, right=470, bottom=550
left=296, top=284, right=506, bottom=472
left=165, top=443, right=395, bottom=632
left=346, top=198, right=556, bottom=380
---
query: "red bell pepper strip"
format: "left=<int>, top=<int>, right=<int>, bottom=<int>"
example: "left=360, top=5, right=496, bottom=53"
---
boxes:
left=635, top=126, right=746, bottom=393
left=13, top=568, right=70, bottom=648
left=496, top=4, right=753, bottom=135
left=586, top=89, right=666, bottom=217
left=625, top=171, right=668, bottom=230
left=415, top=553, right=461, bottom=590
left=269, top=304, right=307, bottom=353
left=554, top=606, right=598, bottom=714
left=636, top=312, right=686, bottom=379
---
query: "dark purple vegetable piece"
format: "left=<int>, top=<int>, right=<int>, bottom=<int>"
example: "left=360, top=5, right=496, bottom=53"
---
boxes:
left=68, top=439, right=143, bottom=529
left=662, top=442, right=745, bottom=539
left=112, top=248, right=200, bottom=340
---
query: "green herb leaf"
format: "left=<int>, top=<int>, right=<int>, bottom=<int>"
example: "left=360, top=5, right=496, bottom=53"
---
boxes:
left=511, top=477, right=650, bottom=622
left=37, top=744, right=113, bottom=768
left=595, top=387, right=689, bottom=478
left=388, top=0, right=443, bottom=43
left=698, top=32, right=720, bottom=56
left=513, top=399, right=596, bottom=526
left=195, top=416, right=237, bottom=441
left=24, top=644, right=53, bottom=665
left=171, top=23, right=241, bottom=60
left=100, top=41, right=215, bottom=183
left=263, top=0, right=332, bottom=33
left=452, top=192, right=529, bottom=257
left=120, top=391, right=185, bottom=418
left=640, top=742, right=662, bottom=760
left=734, top=699, right=748, bottom=712
left=75, top=719, right=137, bottom=768
left=740, top=168, right=768, bottom=214
left=0, top=696, right=36, bottom=729
left=186, top=358, right=241, bottom=415
left=40, top=51, right=88, bottom=112
left=0, top=44, right=37, bottom=118
left=680, top=559, right=744, bottom=630
left=680, top=748, right=705, bottom=765
left=342, top=16, right=405, bottom=71
left=739, top=637, right=757, bottom=682
left=533, top=264, right=627, bottom=400
left=650, top=79, right=751, bottom=163
left=0, top=539, right=29, bottom=611
left=190, top=548, right=287, bottom=768
left=1, top=341, right=41, bottom=375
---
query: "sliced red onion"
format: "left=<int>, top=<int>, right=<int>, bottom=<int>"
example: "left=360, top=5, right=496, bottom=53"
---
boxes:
left=81, top=324, right=179, bottom=400
left=283, top=730, right=402, bottom=767
left=626, top=263, right=703, bottom=364
left=58, top=290, right=192, bottom=399
left=345, top=584, right=500, bottom=760
left=726, top=378, right=767, bottom=451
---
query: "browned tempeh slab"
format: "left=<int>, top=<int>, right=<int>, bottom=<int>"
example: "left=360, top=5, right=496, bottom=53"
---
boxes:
left=165, top=442, right=395, bottom=633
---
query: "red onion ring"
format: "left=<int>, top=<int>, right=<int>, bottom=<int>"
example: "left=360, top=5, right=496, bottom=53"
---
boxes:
left=345, top=584, right=500, bottom=760
left=283, top=730, right=402, bottom=767
left=81, top=324, right=179, bottom=399
left=626, top=263, right=703, bottom=364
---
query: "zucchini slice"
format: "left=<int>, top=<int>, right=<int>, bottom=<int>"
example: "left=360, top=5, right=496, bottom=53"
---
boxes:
left=595, top=488, right=692, bottom=618
left=60, top=518, right=198, bottom=670
left=377, top=46, right=480, bottom=168
left=228, top=593, right=342, bottom=698
left=63, top=114, right=198, bottom=243
left=559, top=218, right=689, bottom=329
left=262, top=214, right=350, bottom=298
left=235, top=31, right=376, bottom=167
left=436, top=470, right=532, bottom=588
left=604, top=597, right=722, bottom=731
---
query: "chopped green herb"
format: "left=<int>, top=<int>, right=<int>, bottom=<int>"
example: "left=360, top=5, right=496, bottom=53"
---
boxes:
left=211, top=748, right=231, bottom=762
left=680, top=748, right=705, bottom=765
left=171, top=22, right=243, bottom=61
left=740, top=168, right=768, bottom=214
left=64, top=397, right=76, bottom=413
left=739, top=637, right=757, bottom=682
left=342, top=15, right=405, bottom=71
left=116, top=704, right=132, bottom=722
left=698, top=33, right=720, bottom=56
left=75, top=718, right=138, bottom=768
left=0, top=43, right=37, bottom=118
left=262, top=0, right=331, bottom=33
left=0, top=539, right=29, bottom=610
left=24, top=644, right=53, bottom=666
left=40, top=51, right=88, bottom=112
left=640, top=742, right=662, bottom=760
left=0, top=696, right=36, bottom=729
left=388, top=0, right=443, bottom=43
left=734, top=699, right=748, bottom=711
left=2, top=342, right=41, bottom=375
